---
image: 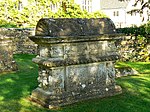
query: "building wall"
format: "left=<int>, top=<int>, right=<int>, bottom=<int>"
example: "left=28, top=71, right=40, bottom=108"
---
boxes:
left=91, top=0, right=101, bottom=12
left=126, top=12, right=143, bottom=27
left=102, top=8, right=127, bottom=28
left=74, top=0, right=101, bottom=12
left=101, top=0, right=149, bottom=28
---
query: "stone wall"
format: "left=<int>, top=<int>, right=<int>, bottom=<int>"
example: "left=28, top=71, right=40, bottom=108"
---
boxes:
left=116, top=36, right=150, bottom=62
left=0, top=28, right=37, bottom=54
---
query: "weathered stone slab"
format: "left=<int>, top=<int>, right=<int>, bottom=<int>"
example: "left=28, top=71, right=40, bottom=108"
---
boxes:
left=0, top=34, right=17, bottom=73
left=30, top=18, right=122, bottom=108
left=115, top=67, right=139, bottom=77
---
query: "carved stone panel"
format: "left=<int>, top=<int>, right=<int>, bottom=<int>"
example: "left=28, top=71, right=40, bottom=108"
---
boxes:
left=105, top=62, right=115, bottom=86
left=106, top=42, right=118, bottom=56
left=50, top=45, right=64, bottom=58
left=89, top=42, right=99, bottom=55
left=66, top=62, right=115, bottom=92
left=49, top=67, right=65, bottom=94
left=39, top=46, right=49, bottom=57
left=38, top=66, right=65, bottom=94
left=65, top=43, right=90, bottom=59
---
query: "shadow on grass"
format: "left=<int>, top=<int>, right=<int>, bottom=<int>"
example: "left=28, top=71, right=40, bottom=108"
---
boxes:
left=116, top=62, right=150, bottom=74
left=0, top=54, right=47, bottom=112
left=60, top=75, right=150, bottom=112
left=0, top=54, right=150, bottom=112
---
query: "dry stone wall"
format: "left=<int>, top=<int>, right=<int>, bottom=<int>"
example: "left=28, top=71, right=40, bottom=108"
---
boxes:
left=0, top=28, right=37, bottom=54
left=116, top=36, right=150, bottom=62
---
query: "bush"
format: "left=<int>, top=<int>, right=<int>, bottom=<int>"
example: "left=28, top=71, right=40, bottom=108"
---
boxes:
left=116, top=21, right=150, bottom=36
left=0, top=19, right=17, bottom=28
left=53, top=2, right=107, bottom=18
left=145, top=21, right=150, bottom=34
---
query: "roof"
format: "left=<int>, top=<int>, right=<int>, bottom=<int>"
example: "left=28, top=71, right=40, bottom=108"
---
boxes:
left=100, top=0, right=130, bottom=9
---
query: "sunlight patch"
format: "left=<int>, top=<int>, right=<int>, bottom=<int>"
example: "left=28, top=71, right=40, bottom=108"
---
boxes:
left=5, top=78, right=15, bottom=83
left=0, top=96, right=4, bottom=101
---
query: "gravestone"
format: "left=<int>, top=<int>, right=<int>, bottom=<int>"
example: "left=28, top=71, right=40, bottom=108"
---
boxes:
left=29, top=18, right=122, bottom=108
left=0, top=34, right=17, bottom=73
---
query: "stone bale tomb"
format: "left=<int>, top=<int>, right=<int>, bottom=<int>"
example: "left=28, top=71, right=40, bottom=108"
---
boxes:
left=29, top=18, right=122, bottom=108
left=0, top=33, right=17, bottom=73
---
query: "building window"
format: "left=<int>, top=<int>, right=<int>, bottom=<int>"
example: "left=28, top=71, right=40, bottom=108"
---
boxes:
left=113, top=11, right=119, bottom=16
left=18, top=1, right=23, bottom=11
left=82, top=0, right=92, bottom=12
left=13, top=1, right=23, bottom=11
left=131, top=11, right=136, bottom=16
left=50, top=2, right=61, bottom=12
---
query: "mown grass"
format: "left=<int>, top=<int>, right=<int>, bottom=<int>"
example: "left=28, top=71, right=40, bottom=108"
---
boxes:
left=0, top=54, right=150, bottom=112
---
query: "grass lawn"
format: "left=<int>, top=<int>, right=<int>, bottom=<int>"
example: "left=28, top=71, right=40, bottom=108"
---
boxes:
left=0, top=54, right=150, bottom=112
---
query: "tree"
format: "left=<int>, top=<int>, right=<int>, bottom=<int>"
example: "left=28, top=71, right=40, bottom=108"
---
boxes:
left=119, top=0, right=150, bottom=21
left=0, top=0, right=54, bottom=27
left=53, top=1, right=107, bottom=18
left=0, top=0, right=107, bottom=28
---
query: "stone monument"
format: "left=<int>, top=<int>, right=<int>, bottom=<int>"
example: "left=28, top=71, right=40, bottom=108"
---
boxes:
left=29, top=18, right=122, bottom=108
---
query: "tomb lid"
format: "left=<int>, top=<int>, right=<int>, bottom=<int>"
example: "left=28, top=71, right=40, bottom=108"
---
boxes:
left=35, top=18, right=116, bottom=37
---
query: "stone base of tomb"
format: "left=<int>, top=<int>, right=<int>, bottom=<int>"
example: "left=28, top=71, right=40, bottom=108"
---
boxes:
left=31, top=85, right=122, bottom=108
left=30, top=61, right=122, bottom=108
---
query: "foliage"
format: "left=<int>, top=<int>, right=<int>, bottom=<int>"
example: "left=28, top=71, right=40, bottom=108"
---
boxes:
left=116, top=22, right=150, bottom=62
left=53, top=1, right=107, bottom=18
left=117, top=21, right=150, bottom=36
left=0, top=0, right=107, bottom=28
left=0, top=0, right=54, bottom=28
left=0, top=19, right=17, bottom=28
left=0, top=54, right=150, bottom=112
left=116, top=61, right=150, bottom=74
left=145, top=21, right=150, bottom=34
left=119, top=0, right=150, bottom=21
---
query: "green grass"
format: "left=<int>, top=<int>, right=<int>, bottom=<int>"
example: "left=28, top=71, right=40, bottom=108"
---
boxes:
left=0, top=54, right=150, bottom=112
